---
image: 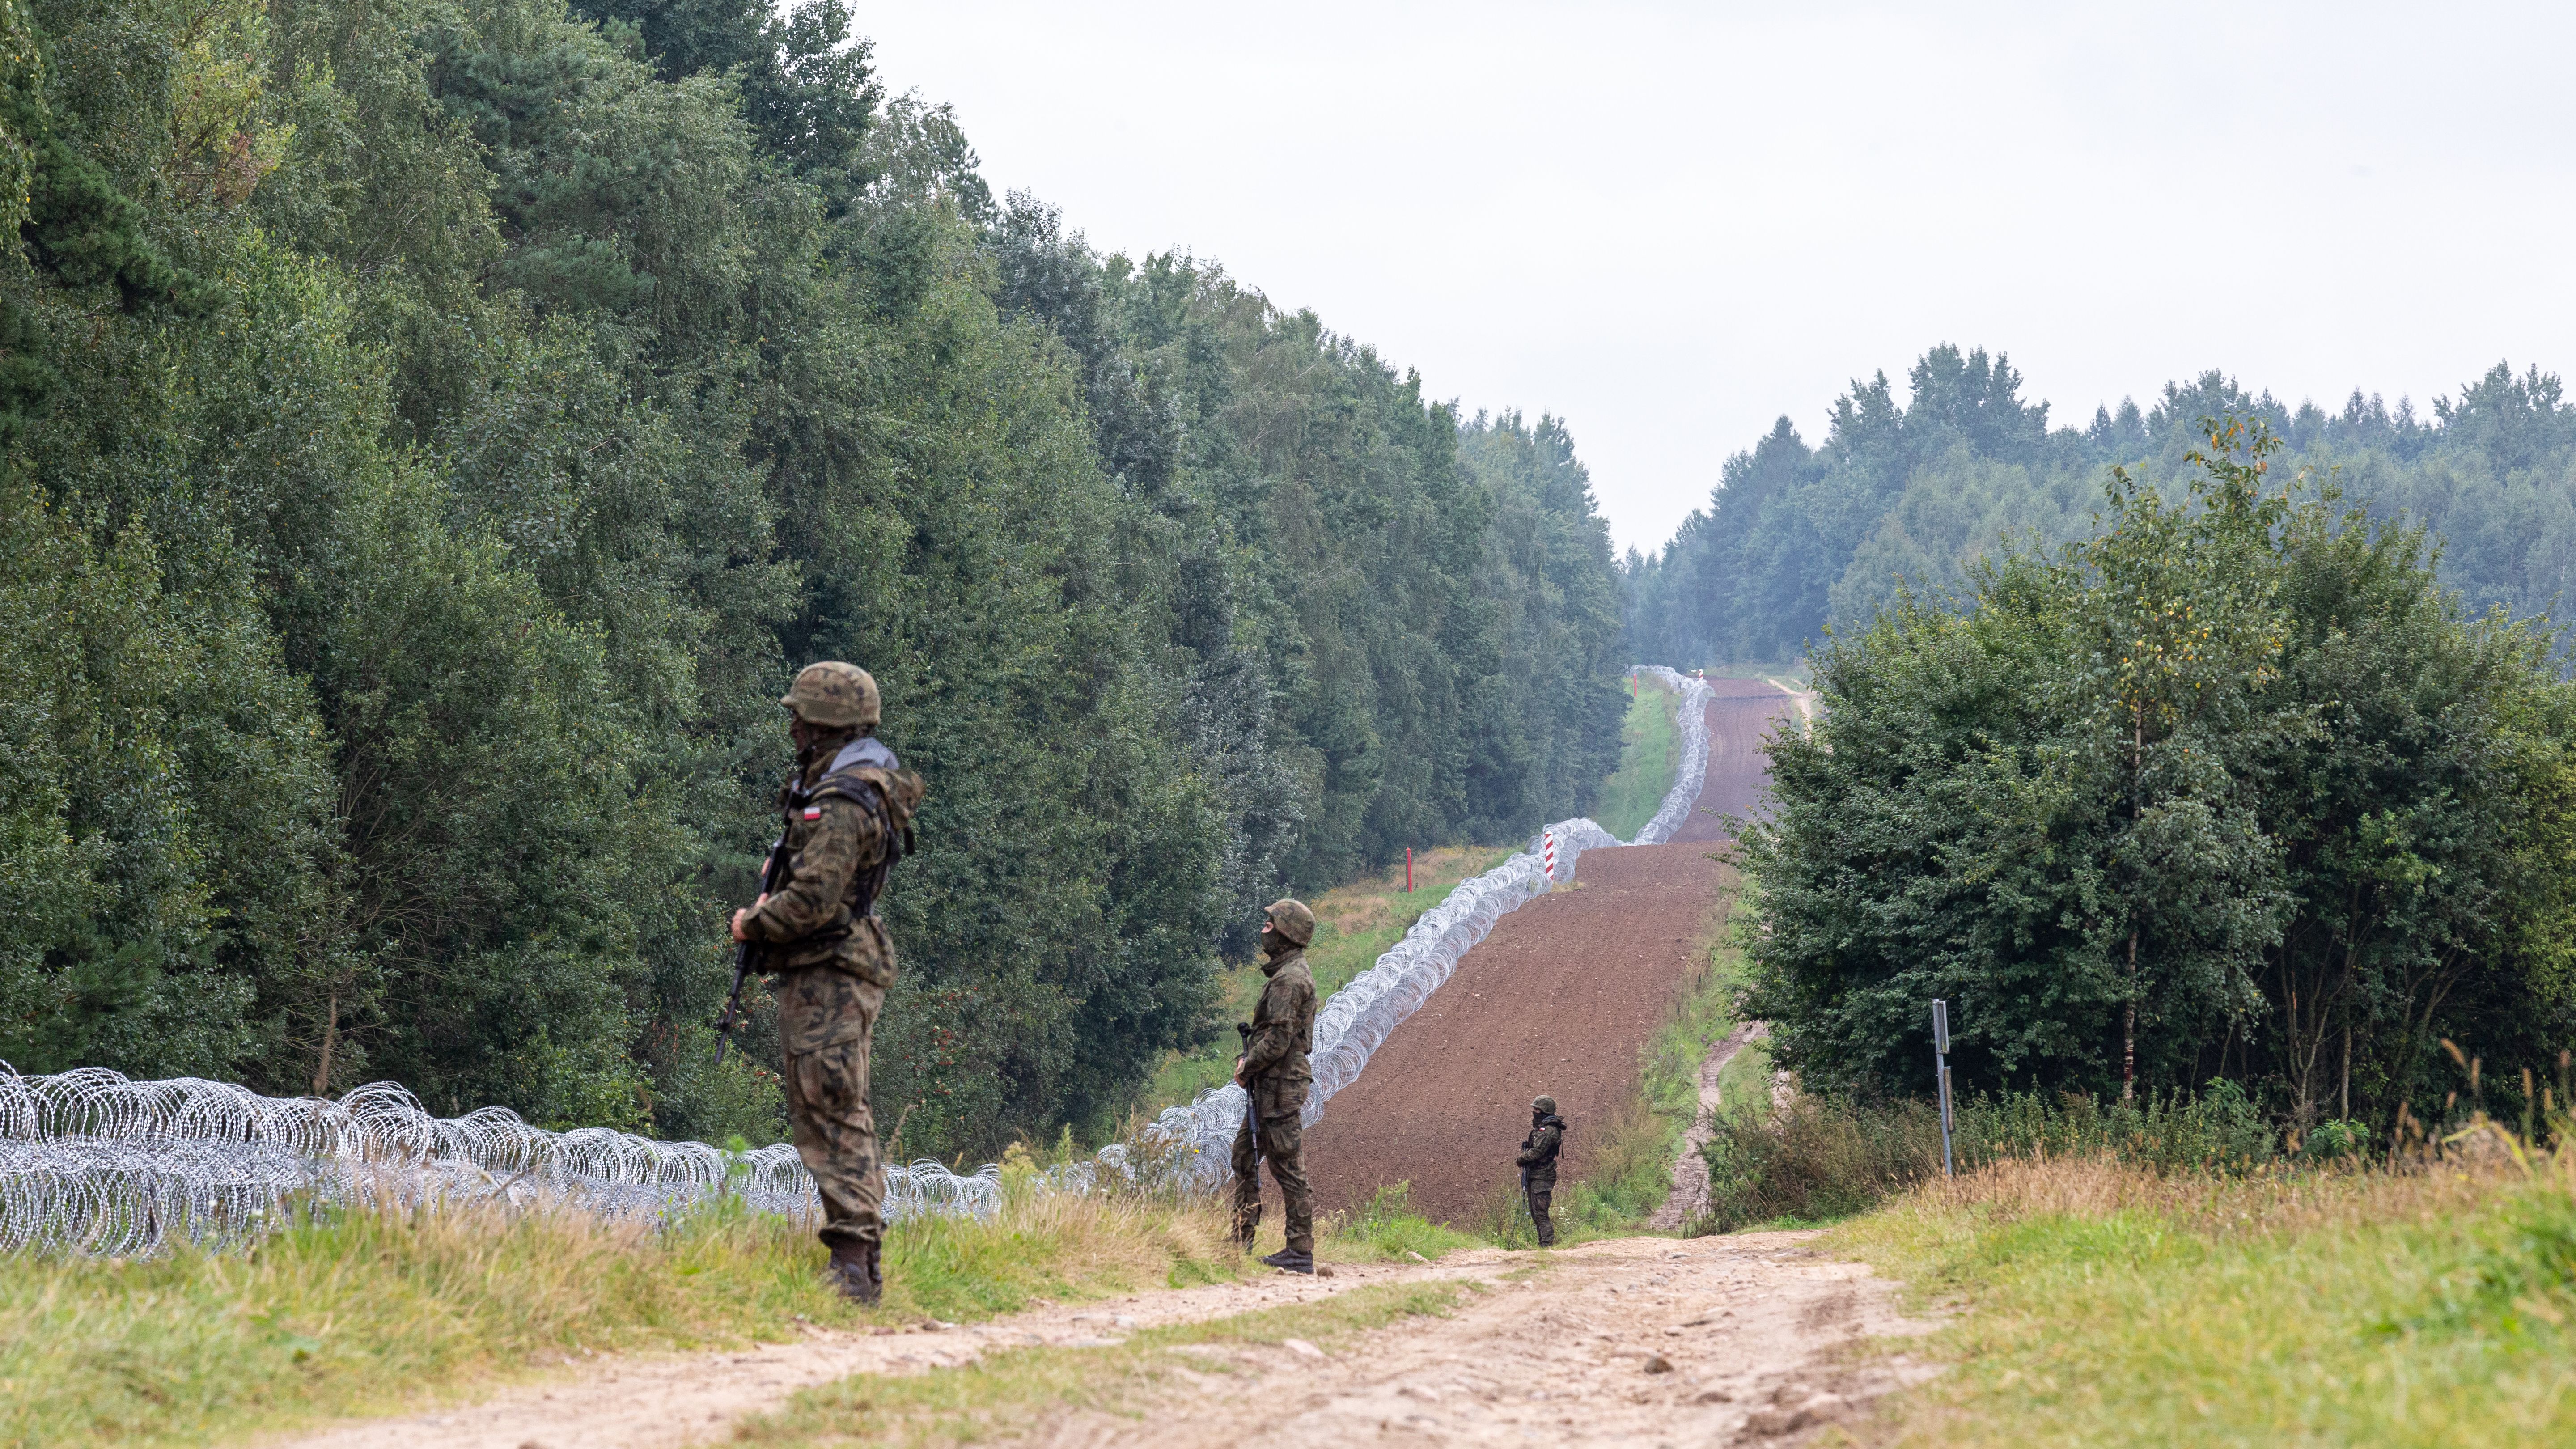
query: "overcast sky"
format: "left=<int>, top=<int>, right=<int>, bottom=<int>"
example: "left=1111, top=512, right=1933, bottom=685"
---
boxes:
left=855, top=2, right=2576, bottom=554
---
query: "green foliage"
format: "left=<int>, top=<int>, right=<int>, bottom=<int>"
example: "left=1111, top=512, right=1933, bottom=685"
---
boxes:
left=1327, top=1182, right=1483, bottom=1262
left=1630, top=350, right=2576, bottom=679
left=0, top=0, right=1623, bottom=1154
left=1739, top=418, right=2576, bottom=1137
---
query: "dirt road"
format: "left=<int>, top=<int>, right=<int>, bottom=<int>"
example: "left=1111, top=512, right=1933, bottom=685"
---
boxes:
left=277, top=1234, right=1932, bottom=1449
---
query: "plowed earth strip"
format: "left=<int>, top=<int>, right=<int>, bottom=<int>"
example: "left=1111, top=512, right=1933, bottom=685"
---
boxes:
left=1299, top=677, right=1800, bottom=1225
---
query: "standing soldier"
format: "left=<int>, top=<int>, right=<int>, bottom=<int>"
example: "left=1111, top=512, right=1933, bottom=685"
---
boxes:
left=1232, top=898, right=1318, bottom=1274
left=731, top=662, right=924, bottom=1305
left=1517, top=1095, right=1566, bottom=1247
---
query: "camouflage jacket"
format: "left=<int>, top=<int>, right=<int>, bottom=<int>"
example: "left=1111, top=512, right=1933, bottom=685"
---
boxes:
left=1240, top=947, right=1315, bottom=1095
left=1516, top=1114, right=1566, bottom=1182
left=743, top=735, right=924, bottom=992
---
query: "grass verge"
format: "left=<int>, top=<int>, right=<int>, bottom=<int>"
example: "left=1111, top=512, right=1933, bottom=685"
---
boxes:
left=1591, top=673, right=1682, bottom=841
left=1, top=1174, right=1246, bottom=1448
left=1829, top=1147, right=2576, bottom=1447
left=1322, top=1183, right=1486, bottom=1263
left=1144, top=844, right=1514, bottom=1112
left=733, top=1276, right=1488, bottom=1447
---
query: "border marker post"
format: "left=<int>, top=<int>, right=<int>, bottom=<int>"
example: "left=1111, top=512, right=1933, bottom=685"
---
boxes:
left=1932, top=999, right=1955, bottom=1178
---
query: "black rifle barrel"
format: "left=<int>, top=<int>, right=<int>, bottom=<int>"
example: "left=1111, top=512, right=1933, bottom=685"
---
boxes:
left=714, top=833, right=792, bottom=1065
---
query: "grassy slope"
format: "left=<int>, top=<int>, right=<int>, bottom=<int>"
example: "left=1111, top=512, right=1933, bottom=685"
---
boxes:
left=1142, top=844, right=1514, bottom=1113
left=1829, top=1151, right=2576, bottom=1447
left=1, top=1179, right=1249, bottom=1448
left=1590, top=674, right=1681, bottom=841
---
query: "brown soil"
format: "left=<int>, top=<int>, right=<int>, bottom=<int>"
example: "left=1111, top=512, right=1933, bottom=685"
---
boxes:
left=1300, top=843, right=1730, bottom=1224
left=1296, top=674, right=1799, bottom=1226
left=1669, top=677, right=1802, bottom=844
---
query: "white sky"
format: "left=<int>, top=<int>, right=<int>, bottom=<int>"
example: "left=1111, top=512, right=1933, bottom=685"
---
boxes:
left=855, top=2, right=2576, bottom=554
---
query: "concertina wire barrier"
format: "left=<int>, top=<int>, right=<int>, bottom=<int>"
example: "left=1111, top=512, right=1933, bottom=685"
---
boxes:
left=2, top=667, right=1713, bottom=1254
left=0, top=1066, right=1001, bottom=1257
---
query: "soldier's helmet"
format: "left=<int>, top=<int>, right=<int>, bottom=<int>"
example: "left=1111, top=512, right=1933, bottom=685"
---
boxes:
left=1532, top=1095, right=1557, bottom=1115
left=779, top=661, right=880, bottom=729
left=1264, top=898, right=1316, bottom=947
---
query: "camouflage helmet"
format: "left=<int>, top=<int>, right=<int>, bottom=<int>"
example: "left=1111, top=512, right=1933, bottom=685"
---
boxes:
left=1263, top=898, right=1316, bottom=947
left=1532, top=1095, right=1557, bottom=1115
left=779, top=661, right=880, bottom=729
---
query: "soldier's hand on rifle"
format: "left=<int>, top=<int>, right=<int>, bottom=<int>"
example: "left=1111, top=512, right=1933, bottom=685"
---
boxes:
left=1233, top=1055, right=1248, bottom=1087
left=729, top=893, right=769, bottom=942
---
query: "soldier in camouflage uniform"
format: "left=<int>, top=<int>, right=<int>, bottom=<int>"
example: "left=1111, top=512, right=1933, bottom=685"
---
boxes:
left=1516, top=1094, right=1565, bottom=1247
left=1232, top=898, right=1318, bottom=1273
left=731, top=661, right=925, bottom=1305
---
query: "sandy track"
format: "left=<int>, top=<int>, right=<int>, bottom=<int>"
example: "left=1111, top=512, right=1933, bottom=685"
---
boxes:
left=1647, top=1022, right=1770, bottom=1232
left=271, top=1262, right=1449, bottom=1449
left=1056, top=1233, right=1937, bottom=1449
left=271, top=1234, right=1933, bottom=1449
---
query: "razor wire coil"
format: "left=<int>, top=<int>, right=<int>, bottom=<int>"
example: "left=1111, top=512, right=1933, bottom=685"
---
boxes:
left=0, top=1064, right=999, bottom=1258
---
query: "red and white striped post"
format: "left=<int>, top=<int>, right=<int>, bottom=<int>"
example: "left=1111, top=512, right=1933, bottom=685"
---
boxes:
left=1542, top=828, right=1557, bottom=882
left=1405, top=846, right=1413, bottom=894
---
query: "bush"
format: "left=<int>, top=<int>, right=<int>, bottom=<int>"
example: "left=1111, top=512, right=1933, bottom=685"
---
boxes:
left=1700, top=1082, right=2292, bottom=1232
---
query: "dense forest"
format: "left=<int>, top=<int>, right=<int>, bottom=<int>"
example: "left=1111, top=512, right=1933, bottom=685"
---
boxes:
left=1626, top=344, right=2576, bottom=667
left=0, top=0, right=1625, bottom=1153
left=1742, top=421, right=2576, bottom=1134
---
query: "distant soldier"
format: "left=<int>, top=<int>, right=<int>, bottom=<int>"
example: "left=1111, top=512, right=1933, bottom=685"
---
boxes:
left=1517, top=1095, right=1566, bottom=1247
left=1232, top=898, right=1318, bottom=1273
left=732, top=661, right=924, bottom=1305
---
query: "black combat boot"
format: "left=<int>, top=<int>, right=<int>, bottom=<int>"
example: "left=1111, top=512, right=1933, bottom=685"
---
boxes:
left=1258, top=1248, right=1314, bottom=1274
left=827, top=1241, right=881, bottom=1305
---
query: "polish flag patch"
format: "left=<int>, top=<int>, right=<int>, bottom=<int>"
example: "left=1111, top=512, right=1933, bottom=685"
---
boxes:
left=802, top=806, right=823, bottom=821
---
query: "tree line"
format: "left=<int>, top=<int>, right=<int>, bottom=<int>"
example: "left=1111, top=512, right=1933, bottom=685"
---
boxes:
left=1627, top=344, right=2576, bottom=669
left=0, top=0, right=1625, bottom=1154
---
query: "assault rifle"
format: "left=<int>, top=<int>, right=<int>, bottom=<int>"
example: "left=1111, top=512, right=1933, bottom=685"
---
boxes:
left=714, top=832, right=795, bottom=1065
left=1236, top=1020, right=1259, bottom=1167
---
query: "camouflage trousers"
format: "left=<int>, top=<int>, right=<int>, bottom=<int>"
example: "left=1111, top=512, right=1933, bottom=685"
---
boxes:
left=1524, top=1176, right=1556, bottom=1246
left=781, top=975, right=886, bottom=1253
left=1230, top=1109, right=1312, bottom=1256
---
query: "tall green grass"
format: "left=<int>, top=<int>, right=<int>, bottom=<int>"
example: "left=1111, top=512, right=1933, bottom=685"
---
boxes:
left=0, top=1174, right=1246, bottom=1448
left=1323, top=1183, right=1485, bottom=1262
left=1591, top=674, right=1681, bottom=840
left=1833, top=1140, right=2576, bottom=1446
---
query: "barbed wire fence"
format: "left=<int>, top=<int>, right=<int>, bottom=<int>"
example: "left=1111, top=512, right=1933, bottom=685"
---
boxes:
left=3, top=666, right=1714, bottom=1254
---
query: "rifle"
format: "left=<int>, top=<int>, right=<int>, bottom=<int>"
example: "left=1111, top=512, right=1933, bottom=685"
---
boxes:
left=1236, top=1021, right=1260, bottom=1167
left=715, top=833, right=794, bottom=1065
